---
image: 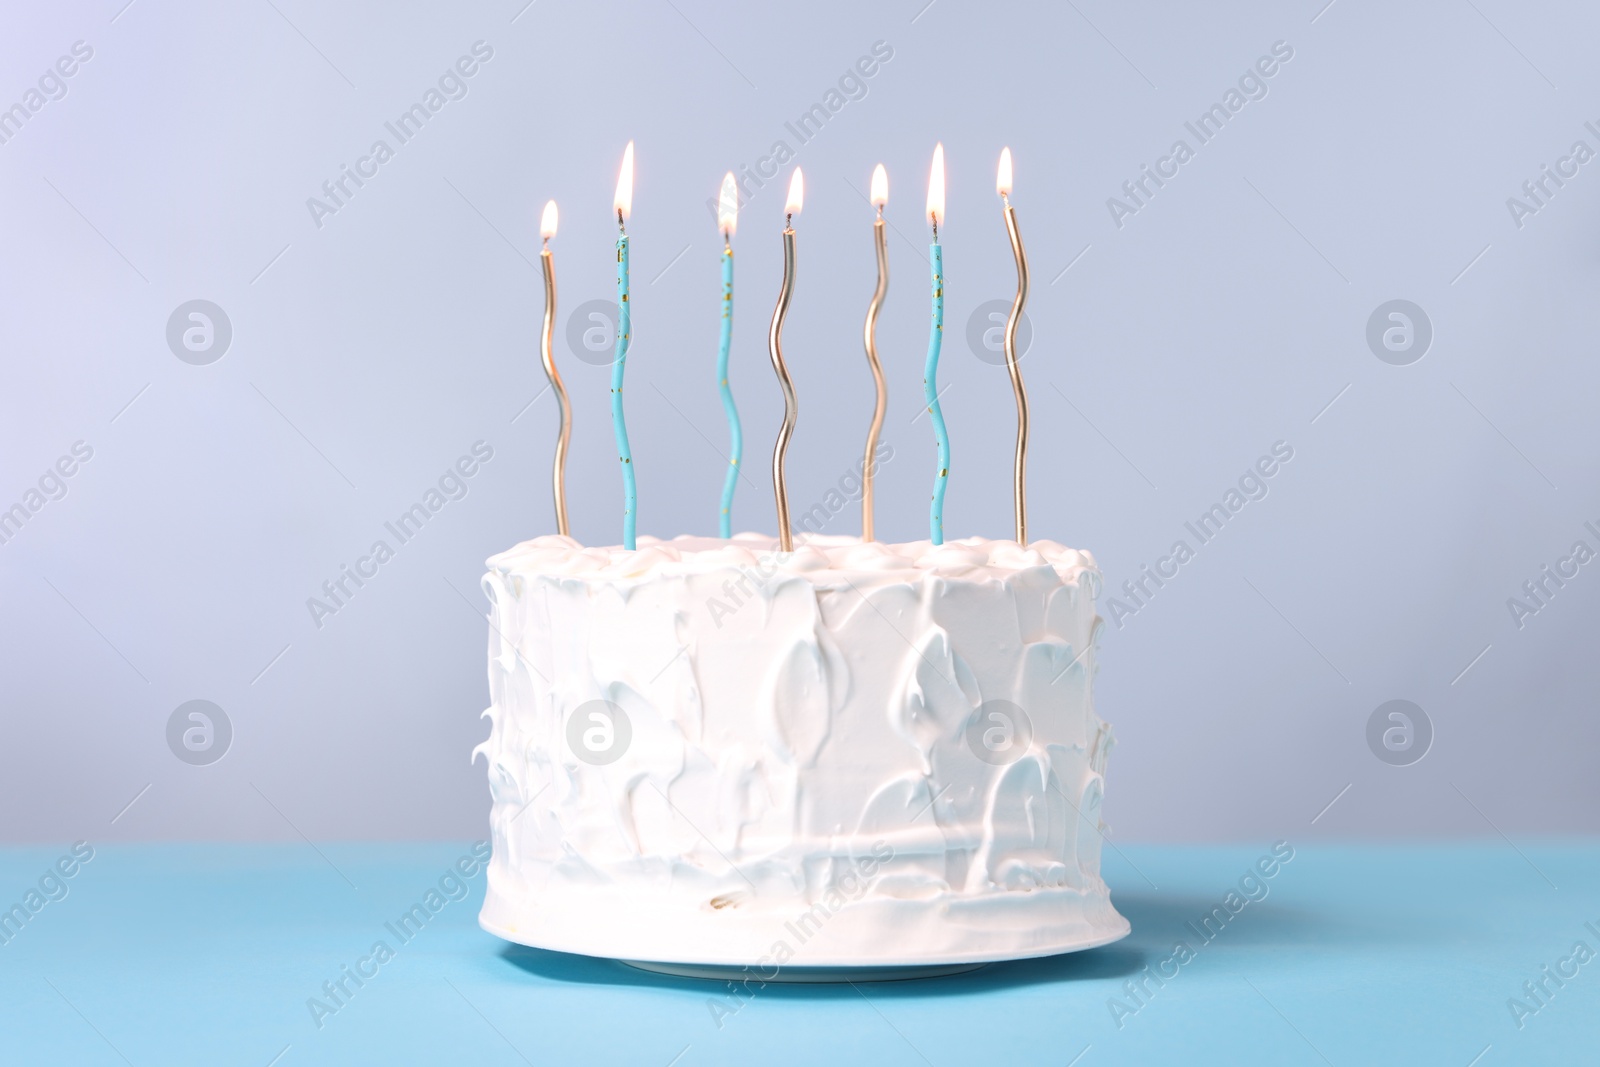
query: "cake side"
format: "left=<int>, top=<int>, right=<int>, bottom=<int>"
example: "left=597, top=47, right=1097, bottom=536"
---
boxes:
left=474, top=534, right=1128, bottom=966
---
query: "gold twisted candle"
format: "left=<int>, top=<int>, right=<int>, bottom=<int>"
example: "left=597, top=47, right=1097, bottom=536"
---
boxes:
left=768, top=169, right=803, bottom=553
left=861, top=164, right=889, bottom=542
left=538, top=200, right=571, bottom=536
left=997, top=148, right=1030, bottom=546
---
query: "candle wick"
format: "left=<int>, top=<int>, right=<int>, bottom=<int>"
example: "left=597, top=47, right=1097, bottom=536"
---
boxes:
left=930, top=214, right=938, bottom=242
left=1001, top=193, right=1010, bottom=209
left=542, top=236, right=550, bottom=250
left=785, top=212, right=792, bottom=229
left=876, top=205, right=884, bottom=220
left=617, top=208, right=626, bottom=236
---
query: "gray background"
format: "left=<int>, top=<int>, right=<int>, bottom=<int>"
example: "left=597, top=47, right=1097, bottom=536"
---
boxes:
left=3, top=0, right=1596, bottom=844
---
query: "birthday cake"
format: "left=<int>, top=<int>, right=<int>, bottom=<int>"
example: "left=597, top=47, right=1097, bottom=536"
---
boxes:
left=474, top=532, right=1129, bottom=970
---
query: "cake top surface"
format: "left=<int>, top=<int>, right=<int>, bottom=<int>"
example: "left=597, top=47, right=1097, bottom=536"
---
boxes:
left=487, top=533, right=1097, bottom=585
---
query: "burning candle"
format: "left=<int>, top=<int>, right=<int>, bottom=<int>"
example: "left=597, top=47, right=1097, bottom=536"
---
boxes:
left=612, top=141, right=636, bottom=550
left=539, top=199, right=572, bottom=537
left=996, top=147, right=1030, bottom=546
left=861, top=163, right=889, bottom=542
left=717, top=173, right=742, bottom=538
left=924, top=143, right=950, bottom=546
left=768, top=168, right=803, bottom=553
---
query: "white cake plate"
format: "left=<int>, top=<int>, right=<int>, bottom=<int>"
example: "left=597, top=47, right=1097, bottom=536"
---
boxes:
left=487, top=907, right=1130, bottom=984
left=621, top=960, right=987, bottom=983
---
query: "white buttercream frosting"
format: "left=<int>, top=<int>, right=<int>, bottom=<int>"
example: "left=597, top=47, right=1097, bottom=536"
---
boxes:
left=475, top=533, right=1128, bottom=966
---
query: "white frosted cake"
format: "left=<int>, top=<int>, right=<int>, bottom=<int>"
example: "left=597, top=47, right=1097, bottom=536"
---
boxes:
left=474, top=533, right=1128, bottom=970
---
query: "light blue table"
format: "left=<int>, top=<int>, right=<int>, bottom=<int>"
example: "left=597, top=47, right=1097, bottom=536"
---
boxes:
left=1, top=841, right=1595, bottom=1065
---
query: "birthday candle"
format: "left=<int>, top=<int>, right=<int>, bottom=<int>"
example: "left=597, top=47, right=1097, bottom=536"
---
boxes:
left=717, top=173, right=742, bottom=538
left=996, top=147, right=1031, bottom=546
left=924, top=143, right=950, bottom=546
left=538, top=199, right=572, bottom=537
left=768, top=168, right=803, bottom=553
left=612, top=141, right=636, bottom=550
left=861, top=164, right=889, bottom=542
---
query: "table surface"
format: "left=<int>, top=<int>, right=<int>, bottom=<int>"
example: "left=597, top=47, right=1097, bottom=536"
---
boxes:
left=0, top=840, right=1595, bottom=1066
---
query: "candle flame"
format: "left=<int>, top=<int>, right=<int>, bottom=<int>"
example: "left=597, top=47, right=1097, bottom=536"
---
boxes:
left=613, top=140, right=634, bottom=221
left=718, top=172, right=738, bottom=237
left=926, top=142, right=945, bottom=230
left=540, top=199, right=558, bottom=240
left=870, top=163, right=888, bottom=208
left=785, top=167, right=804, bottom=217
left=997, top=147, right=1013, bottom=197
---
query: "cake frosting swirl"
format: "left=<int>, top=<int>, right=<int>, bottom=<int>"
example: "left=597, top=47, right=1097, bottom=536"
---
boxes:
left=475, top=533, right=1129, bottom=967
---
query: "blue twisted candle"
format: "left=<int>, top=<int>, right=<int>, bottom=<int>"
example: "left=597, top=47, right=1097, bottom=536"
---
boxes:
left=924, top=143, right=949, bottom=545
left=612, top=230, right=635, bottom=550
left=924, top=241, right=949, bottom=545
left=717, top=245, right=741, bottom=537
left=611, top=143, right=636, bottom=549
